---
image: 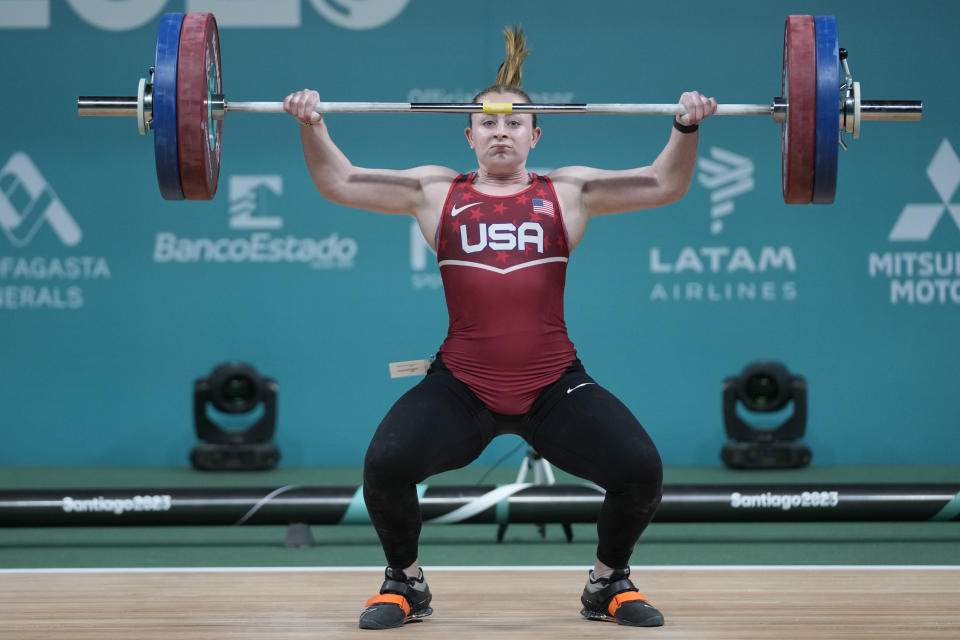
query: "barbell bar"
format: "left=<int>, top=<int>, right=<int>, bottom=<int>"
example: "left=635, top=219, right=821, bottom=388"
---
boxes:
left=77, top=97, right=921, bottom=119
left=76, top=13, right=922, bottom=203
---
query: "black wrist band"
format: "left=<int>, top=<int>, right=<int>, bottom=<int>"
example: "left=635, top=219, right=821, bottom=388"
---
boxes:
left=673, top=118, right=699, bottom=134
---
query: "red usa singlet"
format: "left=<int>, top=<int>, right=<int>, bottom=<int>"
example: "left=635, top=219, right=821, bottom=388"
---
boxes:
left=436, top=173, right=577, bottom=414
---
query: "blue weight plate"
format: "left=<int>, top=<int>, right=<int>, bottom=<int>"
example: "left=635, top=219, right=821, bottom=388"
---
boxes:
left=154, top=13, right=185, bottom=200
left=813, top=15, right=839, bottom=204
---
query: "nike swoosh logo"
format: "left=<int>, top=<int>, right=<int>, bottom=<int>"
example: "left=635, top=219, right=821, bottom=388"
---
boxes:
left=450, top=202, right=481, bottom=217
left=566, top=382, right=596, bottom=394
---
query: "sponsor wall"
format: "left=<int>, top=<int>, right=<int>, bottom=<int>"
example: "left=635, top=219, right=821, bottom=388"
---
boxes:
left=1, top=0, right=957, bottom=467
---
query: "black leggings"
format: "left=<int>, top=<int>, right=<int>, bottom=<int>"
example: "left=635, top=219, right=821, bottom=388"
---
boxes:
left=363, top=355, right=663, bottom=570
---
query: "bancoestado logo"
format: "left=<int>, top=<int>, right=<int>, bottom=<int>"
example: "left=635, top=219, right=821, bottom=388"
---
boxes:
left=0, top=152, right=111, bottom=310
left=869, top=138, right=960, bottom=305
left=62, top=495, right=173, bottom=515
left=0, top=0, right=409, bottom=31
left=730, top=490, right=840, bottom=510
left=153, top=175, right=357, bottom=270
left=651, top=147, right=796, bottom=303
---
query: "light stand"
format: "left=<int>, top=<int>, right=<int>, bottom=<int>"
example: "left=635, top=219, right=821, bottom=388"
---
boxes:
left=496, top=449, right=574, bottom=542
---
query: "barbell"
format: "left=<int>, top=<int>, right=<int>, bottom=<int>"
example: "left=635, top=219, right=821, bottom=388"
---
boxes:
left=77, top=13, right=922, bottom=204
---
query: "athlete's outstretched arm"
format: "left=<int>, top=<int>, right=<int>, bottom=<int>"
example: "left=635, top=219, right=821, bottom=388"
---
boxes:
left=548, top=91, right=716, bottom=248
left=283, top=89, right=456, bottom=224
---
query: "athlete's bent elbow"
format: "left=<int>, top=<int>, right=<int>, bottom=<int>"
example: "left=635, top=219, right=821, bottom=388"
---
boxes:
left=661, top=182, right=690, bottom=205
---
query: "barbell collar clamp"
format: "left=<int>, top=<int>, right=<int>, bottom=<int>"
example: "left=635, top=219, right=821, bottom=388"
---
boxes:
left=773, top=97, right=787, bottom=124
left=210, top=94, right=226, bottom=121
left=136, top=78, right=150, bottom=134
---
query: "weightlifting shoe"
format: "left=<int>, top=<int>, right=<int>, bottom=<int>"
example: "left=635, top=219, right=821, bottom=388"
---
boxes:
left=580, top=567, right=664, bottom=627
left=358, top=567, right=433, bottom=629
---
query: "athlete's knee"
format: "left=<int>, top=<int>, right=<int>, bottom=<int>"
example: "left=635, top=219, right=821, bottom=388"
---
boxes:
left=605, top=474, right=663, bottom=520
left=621, top=477, right=663, bottom=506
left=363, top=430, right=421, bottom=489
left=602, top=442, right=663, bottom=493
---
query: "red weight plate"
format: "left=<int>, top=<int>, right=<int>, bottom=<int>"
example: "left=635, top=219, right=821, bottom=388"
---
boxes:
left=177, top=12, right=222, bottom=200
left=781, top=15, right=816, bottom=204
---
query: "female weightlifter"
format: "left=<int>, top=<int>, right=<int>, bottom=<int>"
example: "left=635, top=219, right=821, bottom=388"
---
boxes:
left=283, top=26, right=715, bottom=630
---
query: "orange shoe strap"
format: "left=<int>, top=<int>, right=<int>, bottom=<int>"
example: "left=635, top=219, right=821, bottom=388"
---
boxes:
left=608, top=591, right=649, bottom=616
left=365, top=593, right=411, bottom=616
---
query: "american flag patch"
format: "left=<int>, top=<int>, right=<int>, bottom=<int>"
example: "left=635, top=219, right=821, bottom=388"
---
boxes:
left=532, top=199, right=555, bottom=217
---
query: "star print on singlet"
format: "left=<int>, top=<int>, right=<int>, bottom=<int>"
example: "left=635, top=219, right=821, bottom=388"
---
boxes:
left=436, top=173, right=577, bottom=414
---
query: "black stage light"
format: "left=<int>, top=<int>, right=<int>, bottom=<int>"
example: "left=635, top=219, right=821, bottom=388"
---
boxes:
left=191, top=362, right=280, bottom=471
left=721, top=360, right=811, bottom=469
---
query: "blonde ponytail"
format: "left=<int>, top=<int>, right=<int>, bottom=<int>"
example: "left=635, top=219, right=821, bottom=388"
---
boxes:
left=471, top=25, right=536, bottom=127
left=495, top=25, right=530, bottom=89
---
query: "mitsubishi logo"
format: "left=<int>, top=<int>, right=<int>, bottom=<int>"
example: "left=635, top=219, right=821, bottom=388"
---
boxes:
left=889, top=139, right=960, bottom=241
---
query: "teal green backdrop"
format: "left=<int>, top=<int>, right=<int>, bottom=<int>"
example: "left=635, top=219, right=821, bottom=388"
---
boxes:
left=0, top=0, right=957, bottom=467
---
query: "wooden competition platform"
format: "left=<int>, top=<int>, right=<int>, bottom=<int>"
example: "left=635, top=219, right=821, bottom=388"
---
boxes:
left=2, top=567, right=958, bottom=639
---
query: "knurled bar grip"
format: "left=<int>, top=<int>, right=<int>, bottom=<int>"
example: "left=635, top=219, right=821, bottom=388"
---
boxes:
left=226, top=101, right=774, bottom=116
